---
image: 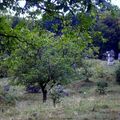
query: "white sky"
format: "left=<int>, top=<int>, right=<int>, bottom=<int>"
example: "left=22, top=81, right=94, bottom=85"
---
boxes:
left=111, top=0, right=120, bottom=8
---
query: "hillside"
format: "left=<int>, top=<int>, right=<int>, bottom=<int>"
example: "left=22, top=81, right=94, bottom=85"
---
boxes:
left=0, top=60, right=120, bottom=120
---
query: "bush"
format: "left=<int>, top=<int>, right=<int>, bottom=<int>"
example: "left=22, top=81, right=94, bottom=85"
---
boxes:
left=26, top=85, right=41, bottom=93
left=79, top=60, right=93, bottom=82
left=50, top=88, right=61, bottom=107
left=0, top=85, right=17, bottom=105
left=96, top=80, right=108, bottom=95
left=50, top=84, right=64, bottom=107
left=116, top=65, right=120, bottom=84
left=0, top=64, right=8, bottom=78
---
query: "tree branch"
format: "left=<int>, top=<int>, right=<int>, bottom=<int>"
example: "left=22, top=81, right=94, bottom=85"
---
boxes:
left=0, top=33, right=36, bottom=49
left=0, top=33, right=18, bottom=39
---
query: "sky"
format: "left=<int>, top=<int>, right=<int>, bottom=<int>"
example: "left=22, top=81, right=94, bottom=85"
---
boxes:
left=111, top=0, right=120, bottom=8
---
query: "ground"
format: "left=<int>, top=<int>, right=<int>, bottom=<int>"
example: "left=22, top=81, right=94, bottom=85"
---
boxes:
left=0, top=60, right=120, bottom=120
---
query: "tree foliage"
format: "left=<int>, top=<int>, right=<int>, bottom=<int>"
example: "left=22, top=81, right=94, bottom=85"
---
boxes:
left=0, top=0, right=111, bottom=15
left=93, top=11, right=120, bottom=58
left=2, top=15, right=97, bottom=102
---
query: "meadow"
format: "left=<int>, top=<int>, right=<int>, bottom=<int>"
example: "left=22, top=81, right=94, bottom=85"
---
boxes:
left=0, top=60, right=120, bottom=120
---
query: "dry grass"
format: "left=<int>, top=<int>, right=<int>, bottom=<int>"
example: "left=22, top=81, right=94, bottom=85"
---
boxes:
left=0, top=60, right=120, bottom=120
left=0, top=84, right=120, bottom=120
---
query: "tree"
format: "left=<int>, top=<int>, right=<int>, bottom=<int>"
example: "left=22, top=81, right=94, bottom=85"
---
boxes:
left=8, top=30, right=74, bottom=102
left=91, top=5, right=120, bottom=59
left=0, top=0, right=111, bottom=16
left=6, top=16, right=97, bottom=102
left=0, top=0, right=112, bottom=55
left=93, top=11, right=120, bottom=58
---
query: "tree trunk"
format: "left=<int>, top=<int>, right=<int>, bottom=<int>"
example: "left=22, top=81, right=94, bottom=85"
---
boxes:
left=53, top=98, right=56, bottom=107
left=41, top=86, right=47, bottom=103
left=85, top=77, right=90, bottom=82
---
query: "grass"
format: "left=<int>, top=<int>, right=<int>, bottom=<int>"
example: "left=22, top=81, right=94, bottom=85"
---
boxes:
left=0, top=60, right=120, bottom=120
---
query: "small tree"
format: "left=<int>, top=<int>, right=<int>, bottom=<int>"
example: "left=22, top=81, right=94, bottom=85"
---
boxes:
left=50, top=85, right=63, bottom=107
left=96, top=80, right=108, bottom=94
left=10, top=31, right=74, bottom=103
left=81, top=61, right=93, bottom=82
left=79, top=59, right=94, bottom=82
left=7, top=18, right=97, bottom=102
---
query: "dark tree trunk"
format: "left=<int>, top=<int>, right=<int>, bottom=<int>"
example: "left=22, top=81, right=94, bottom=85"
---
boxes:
left=84, top=68, right=90, bottom=82
left=53, top=98, right=56, bottom=107
left=85, top=77, right=90, bottom=82
left=41, top=86, right=47, bottom=103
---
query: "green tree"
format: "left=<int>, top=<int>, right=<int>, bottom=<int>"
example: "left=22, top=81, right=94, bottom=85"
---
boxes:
left=0, top=0, right=111, bottom=16
left=7, top=20, right=97, bottom=102
left=93, top=6, right=120, bottom=58
left=8, top=30, right=74, bottom=102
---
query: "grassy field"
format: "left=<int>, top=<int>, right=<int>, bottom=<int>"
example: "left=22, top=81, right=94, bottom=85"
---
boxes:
left=0, top=60, right=120, bottom=120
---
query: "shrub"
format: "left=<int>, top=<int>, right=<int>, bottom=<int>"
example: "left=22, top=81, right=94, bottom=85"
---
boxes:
left=93, top=64, right=106, bottom=79
left=96, top=80, right=108, bottom=94
left=116, top=65, right=120, bottom=84
left=0, top=64, right=8, bottom=78
left=50, top=88, right=61, bottom=107
left=26, top=85, right=41, bottom=93
left=50, top=84, right=64, bottom=107
left=0, top=85, right=17, bottom=105
left=79, top=60, right=93, bottom=82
